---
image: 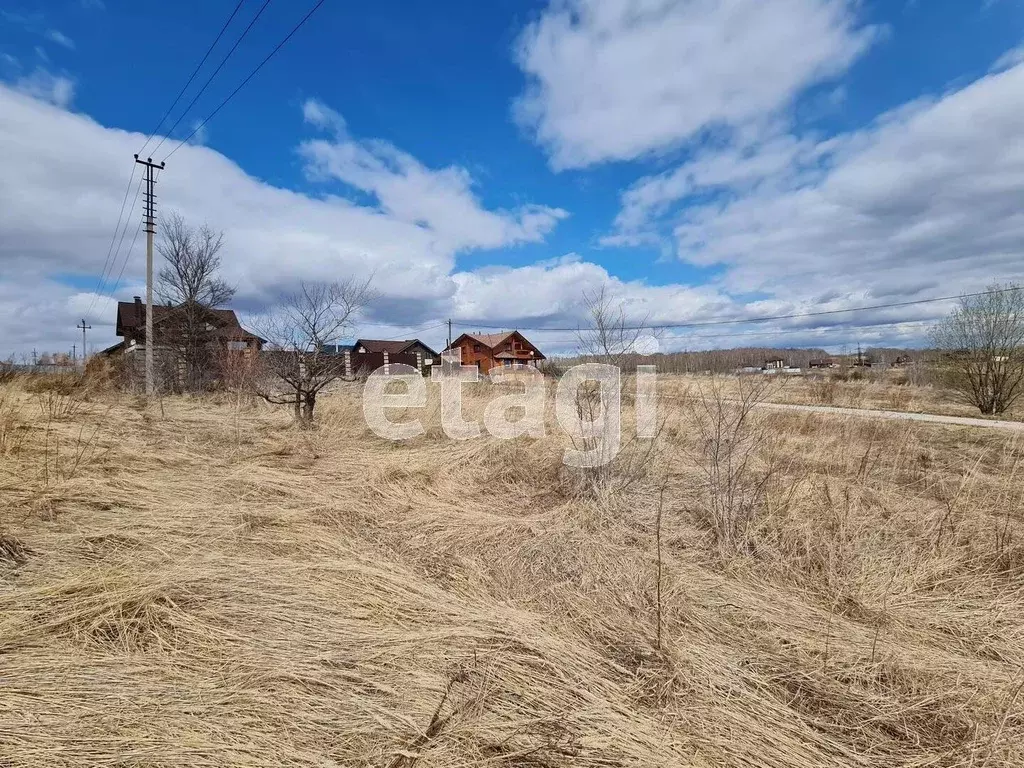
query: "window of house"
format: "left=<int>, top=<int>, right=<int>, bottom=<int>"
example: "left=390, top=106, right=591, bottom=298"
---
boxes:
left=474, top=344, right=481, bottom=352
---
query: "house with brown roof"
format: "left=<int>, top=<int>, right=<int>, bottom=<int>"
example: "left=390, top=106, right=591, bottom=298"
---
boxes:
left=103, top=296, right=263, bottom=356
left=352, top=339, right=439, bottom=364
left=445, top=331, right=545, bottom=374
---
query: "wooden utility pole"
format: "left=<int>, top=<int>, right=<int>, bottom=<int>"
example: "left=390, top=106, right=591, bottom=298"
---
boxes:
left=134, top=155, right=165, bottom=396
left=76, top=319, right=91, bottom=365
left=447, top=319, right=452, bottom=350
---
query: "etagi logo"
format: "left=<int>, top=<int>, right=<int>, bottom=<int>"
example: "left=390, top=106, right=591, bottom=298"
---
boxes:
left=362, top=348, right=658, bottom=468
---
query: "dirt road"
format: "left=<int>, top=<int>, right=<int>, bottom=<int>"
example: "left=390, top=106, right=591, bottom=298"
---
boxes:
left=754, top=401, right=1024, bottom=431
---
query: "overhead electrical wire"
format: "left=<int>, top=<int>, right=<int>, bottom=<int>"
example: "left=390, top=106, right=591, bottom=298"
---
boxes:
left=138, top=0, right=249, bottom=156
left=449, top=286, right=1024, bottom=334
left=86, top=163, right=138, bottom=318
left=150, top=0, right=275, bottom=158
left=105, top=167, right=161, bottom=303
left=107, top=220, right=146, bottom=300
left=162, top=0, right=329, bottom=162
left=376, top=322, right=448, bottom=341
left=515, top=319, right=936, bottom=346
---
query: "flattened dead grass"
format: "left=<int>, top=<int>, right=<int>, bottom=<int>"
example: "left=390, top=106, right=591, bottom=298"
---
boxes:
left=0, top=377, right=1022, bottom=767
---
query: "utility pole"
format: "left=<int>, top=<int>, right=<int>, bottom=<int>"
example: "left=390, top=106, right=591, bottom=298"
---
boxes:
left=447, top=319, right=452, bottom=350
left=72, top=344, right=76, bottom=364
left=76, top=319, right=92, bottom=365
left=135, top=155, right=165, bottom=396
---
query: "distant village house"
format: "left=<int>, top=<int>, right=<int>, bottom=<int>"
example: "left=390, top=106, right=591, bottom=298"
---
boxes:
left=352, top=339, right=439, bottom=367
left=102, top=296, right=263, bottom=356
left=445, top=331, right=545, bottom=374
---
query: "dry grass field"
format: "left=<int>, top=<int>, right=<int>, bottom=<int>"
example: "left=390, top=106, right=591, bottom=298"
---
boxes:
left=1, top=373, right=1023, bottom=767
left=732, top=371, right=1023, bottom=422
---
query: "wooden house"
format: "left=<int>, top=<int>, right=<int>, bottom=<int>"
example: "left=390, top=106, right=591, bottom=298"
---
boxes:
left=103, top=296, right=263, bottom=356
left=352, top=339, right=439, bottom=368
left=445, top=331, right=545, bottom=374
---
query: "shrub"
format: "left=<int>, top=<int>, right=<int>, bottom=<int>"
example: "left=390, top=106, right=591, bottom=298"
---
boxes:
left=24, top=371, right=84, bottom=396
left=682, top=377, right=783, bottom=555
left=36, top=390, right=87, bottom=421
left=812, top=378, right=837, bottom=405
left=0, top=361, right=18, bottom=386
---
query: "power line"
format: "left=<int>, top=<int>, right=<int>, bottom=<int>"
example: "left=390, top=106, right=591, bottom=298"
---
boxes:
left=138, top=0, right=249, bottom=156
left=162, top=0, right=329, bottom=162
left=377, top=322, right=447, bottom=341
left=150, top=0, right=275, bottom=157
left=106, top=167, right=161, bottom=301
left=524, top=319, right=936, bottom=346
left=450, top=286, right=1023, bottom=333
left=86, top=163, right=138, bottom=319
left=102, top=174, right=146, bottom=298
left=107, top=219, right=145, bottom=299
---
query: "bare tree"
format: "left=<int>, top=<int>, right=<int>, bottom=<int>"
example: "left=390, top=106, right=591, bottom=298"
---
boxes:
left=682, top=376, right=784, bottom=555
left=575, top=284, right=651, bottom=367
left=156, top=213, right=235, bottom=391
left=255, top=278, right=374, bottom=423
left=563, top=284, right=664, bottom=497
left=932, top=283, right=1024, bottom=415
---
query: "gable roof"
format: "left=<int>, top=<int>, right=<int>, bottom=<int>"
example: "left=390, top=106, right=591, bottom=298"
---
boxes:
left=115, top=300, right=263, bottom=343
left=353, top=339, right=440, bottom=357
left=116, top=301, right=242, bottom=334
left=463, top=332, right=514, bottom=348
left=447, top=330, right=545, bottom=359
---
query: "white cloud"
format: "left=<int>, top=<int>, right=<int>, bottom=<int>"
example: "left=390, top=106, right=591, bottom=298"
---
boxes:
left=188, top=119, right=209, bottom=146
left=298, top=99, right=568, bottom=251
left=614, top=62, right=1024, bottom=301
left=992, top=43, right=1024, bottom=72
left=10, top=68, right=74, bottom=107
left=0, top=86, right=574, bottom=355
left=513, top=0, right=879, bottom=168
left=45, top=30, right=75, bottom=49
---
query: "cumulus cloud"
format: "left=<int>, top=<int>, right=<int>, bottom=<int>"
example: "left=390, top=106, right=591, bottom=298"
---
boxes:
left=513, top=0, right=879, bottom=168
left=992, top=43, right=1024, bottom=72
left=0, top=86, right=577, bottom=355
left=609, top=62, right=1024, bottom=301
left=10, top=68, right=74, bottom=106
left=298, top=99, right=568, bottom=251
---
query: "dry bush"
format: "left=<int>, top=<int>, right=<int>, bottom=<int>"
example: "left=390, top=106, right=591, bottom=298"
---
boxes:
left=36, top=389, right=88, bottom=421
left=0, top=361, right=19, bottom=385
left=0, top=389, right=25, bottom=456
left=23, top=370, right=84, bottom=395
left=812, top=377, right=837, bottom=405
left=561, top=377, right=663, bottom=500
left=681, top=376, right=789, bottom=554
left=887, top=387, right=912, bottom=411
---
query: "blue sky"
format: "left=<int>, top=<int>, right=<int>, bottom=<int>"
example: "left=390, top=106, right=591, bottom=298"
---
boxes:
left=1, top=0, right=1024, bottom=356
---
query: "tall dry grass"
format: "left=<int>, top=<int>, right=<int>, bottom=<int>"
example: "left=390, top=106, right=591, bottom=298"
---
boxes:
left=0, top=375, right=1022, bottom=766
